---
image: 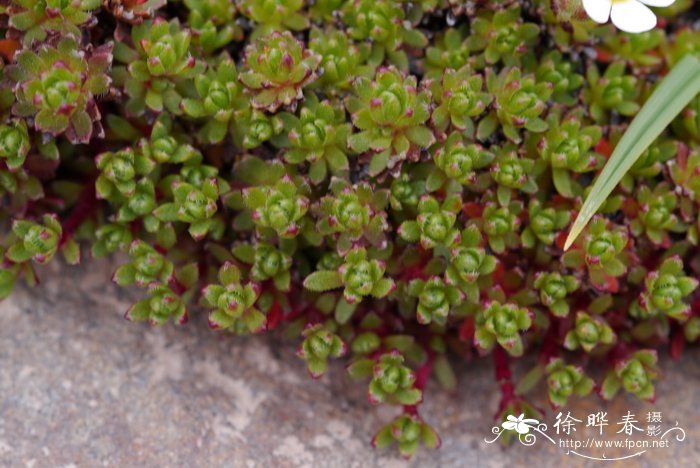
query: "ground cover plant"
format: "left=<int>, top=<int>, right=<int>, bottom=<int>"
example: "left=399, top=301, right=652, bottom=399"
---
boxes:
left=1, top=0, right=700, bottom=457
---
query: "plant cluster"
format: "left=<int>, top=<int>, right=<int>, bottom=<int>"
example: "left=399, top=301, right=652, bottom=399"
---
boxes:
left=1, top=0, right=699, bottom=457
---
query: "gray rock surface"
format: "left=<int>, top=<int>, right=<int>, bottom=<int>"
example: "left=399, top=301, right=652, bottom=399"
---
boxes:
left=1, top=259, right=699, bottom=467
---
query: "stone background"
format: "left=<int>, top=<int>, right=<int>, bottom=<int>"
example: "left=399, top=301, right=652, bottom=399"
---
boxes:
left=1, top=258, right=699, bottom=467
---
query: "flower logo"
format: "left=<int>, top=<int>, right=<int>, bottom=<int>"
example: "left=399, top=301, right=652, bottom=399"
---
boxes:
left=582, top=0, right=676, bottom=34
left=501, top=414, right=540, bottom=435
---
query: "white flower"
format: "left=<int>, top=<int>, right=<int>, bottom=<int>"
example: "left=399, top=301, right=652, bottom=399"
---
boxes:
left=501, top=414, right=540, bottom=435
left=582, top=0, right=676, bottom=33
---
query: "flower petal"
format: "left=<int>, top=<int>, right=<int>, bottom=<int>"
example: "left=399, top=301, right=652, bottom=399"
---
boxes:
left=515, top=423, right=530, bottom=435
left=638, top=0, right=675, bottom=6
left=502, top=421, right=517, bottom=430
left=583, top=0, right=612, bottom=23
left=611, top=1, right=657, bottom=33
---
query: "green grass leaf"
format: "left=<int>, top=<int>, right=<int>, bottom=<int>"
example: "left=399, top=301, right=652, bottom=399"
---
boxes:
left=564, top=55, right=700, bottom=250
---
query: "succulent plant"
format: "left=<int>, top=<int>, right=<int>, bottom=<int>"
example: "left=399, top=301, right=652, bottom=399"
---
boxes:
left=279, top=94, right=351, bottom=184
left=466, top=5, right=540, bottom=66
left=236, top=0, right=308, bottom=37
left=632, top=256, right=699, bottom=321
left=317, top=178, right=388, bottom=253
left=134, top=114, right=201, bottom=165
left=126, top=282, right=188, bottom=325
left=398, top=195, right=461, bottom=250
left=521, top=199, right=571, bottom=248
left=538, top=108, right=604, bottom=198
left=429, top=66, right=491, bottom=138
left=297, top=323, right=347, bottom=378
left=341, top=0, right=427, bottom=70
left=444, top=225, right=497, bottom=303
left=184, top=0, right=241, bottom=52
left=367, top=351, right=422, bottom=406
left=533, top=272, right=579, bottom=318
left=372, top=414, right=440, bottom=458
left=584, top=62, right=640, bottom=123
left=309, top=28, right=372, bottom=94
left=0, top=119, right=30, bottom=170
left=562, top=216, right=630, bottom=292
left=489, top=145, right=537, bottom=205
left=5, top=214, right=62, bottom=265
left=202, top=262, right=266, bottom=334
left=600, top=350, right=659, bottom=401
left=242, top=175, right=310, bottom=239
left=181, top=56, right=240, bottom=144
left=304, top=247, right=395, bottom=304
left=430, top=132, right=494, bottom=189
left=2, top=1, right=700, bottom=458
left=233, top=242, right=293, bottom=292
left=425, top=27, right=471, bottom=79
left=95, top=147, right=155, bottom=199
left=239, top=31, right=320, bottom=112
left=5, top=0, right=100, bottom=45
left=603, top=29, right=666, bottom=69
left=475, top=301, right=533, bottom=357
left=154, top=176, right=225, bottom=240
left=483, top=67, right=552, bottom=143
left=115, top=18, right=203, bottom=115
left=102, top=0, right=166, bottom=24
left=91, top=223, right=132, bottom=257
left=536, top=51, right=584, bottom=106
left=545, top=358, right=594, bottom=408
left=113, top=240, right=174, bottom=287
left=347, top=67, right=434, bottom=175
left=231, top=108, right=286, bottom=150
left=480, top=199, right=523, bottom=254
left=564, top=311, right=616, bottom=353
left=9, top=36, right=112, bottom=142
left=407, top=276, right=464, bottom=325
left=390, top=173, right=425, bottom=210
left=629, top=183, right=685, bottom=246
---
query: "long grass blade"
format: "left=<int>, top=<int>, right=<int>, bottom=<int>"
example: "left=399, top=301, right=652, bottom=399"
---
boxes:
left=564, top=54, right=700, bottom=250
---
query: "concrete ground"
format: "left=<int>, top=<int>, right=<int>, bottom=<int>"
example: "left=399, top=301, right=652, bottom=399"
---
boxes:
left=1, top=258, right=699, bottom=467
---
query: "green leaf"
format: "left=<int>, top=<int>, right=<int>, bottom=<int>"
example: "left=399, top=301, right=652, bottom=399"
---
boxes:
left=112, top=264, right=136, bottom=286
left=347, top=358, right=374, bottom=380
left=307, top=357, right=328, bottom=378
left=370, top=278, right=395, bottom=298
left=335, top=297, right=358, bottom=324
left=61, top=239, right=81, bottom=265
left=395, top=388, right=422, bottom=405
left=421, top=424, right=441, bottom=450
left=600, top=372, right=621, bottom=400
left=398, top=221, right=420, bottom=242
left=368, top=150, right=390, bottom=176
left=433, top=355, right=457, bottom=391
left=0, top=268, right=17, bottom=300
left=372, top=427, right=393, bottom=449
left=303, top=271, right=343, bottom=292
left=565, top=55, right=700, bottom=250
left=153, top=203, right=179, bottom=222
left=176, top=262, right=199, bottom=289
left=515, top=364, right=544, bottom=395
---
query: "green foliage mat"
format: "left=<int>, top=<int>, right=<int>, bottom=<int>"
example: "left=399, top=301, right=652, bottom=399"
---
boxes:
left=1, top=0, right=699, bottom=457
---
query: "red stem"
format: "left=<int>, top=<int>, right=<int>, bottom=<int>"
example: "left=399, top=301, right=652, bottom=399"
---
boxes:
left=60, top=182, right=97, bottom=246
left=494, top=347, right=516, bottom=414
left=538, top=322, right=560, bottom=364
left=403, top=349, right=435, bottom=417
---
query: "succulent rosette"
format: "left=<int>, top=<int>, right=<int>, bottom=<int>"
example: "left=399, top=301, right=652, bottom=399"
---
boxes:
left=347, top=67, right=434, bottom=175
left=9, top=36, right=112, bottom=142
left=239, top=31, right=320, bottom=112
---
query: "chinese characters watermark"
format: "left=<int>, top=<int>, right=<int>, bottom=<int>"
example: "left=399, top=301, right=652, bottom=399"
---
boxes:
left=485, top=410, right=686, bottom=461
